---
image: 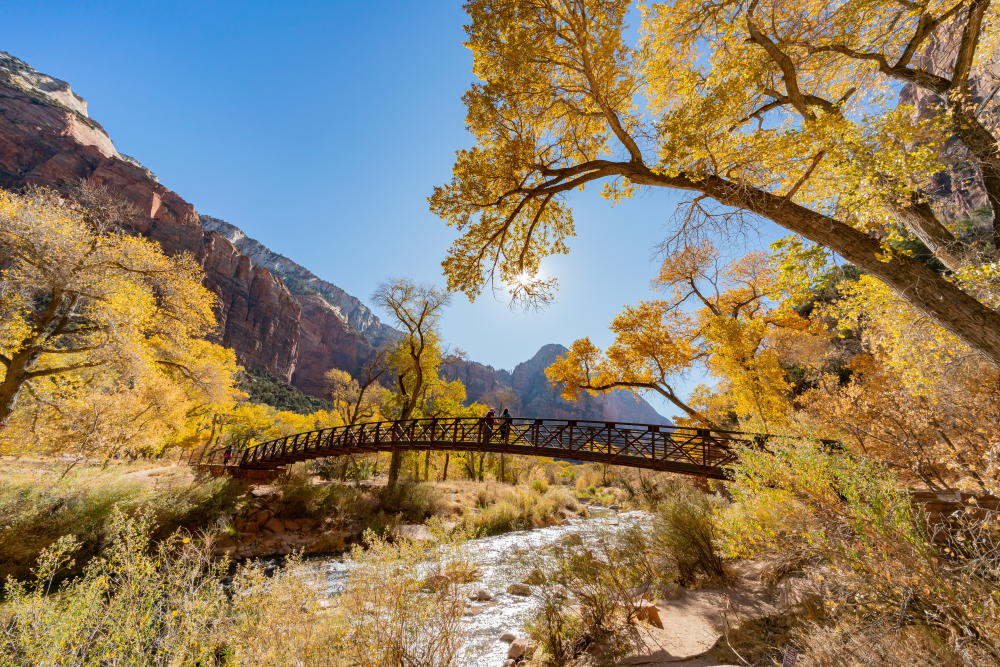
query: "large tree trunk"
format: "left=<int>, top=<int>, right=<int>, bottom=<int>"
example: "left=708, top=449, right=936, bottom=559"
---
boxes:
left=627, top=167, right=1000, bottom=366
left=0, top=351, right=39, bottom=430
left=387, top=451, right=403, bottom=486
left=708, top=178, right=1000, bottom=366
left=442, top=452, right=449, bottom=481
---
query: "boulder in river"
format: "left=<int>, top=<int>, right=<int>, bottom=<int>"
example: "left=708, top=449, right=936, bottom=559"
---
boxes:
left=507, top=583, right=531, bottom=596
left=558, top=533, right=583, bottom=547
left=393, top=524, right=435, bottom=542
left=468, top=587, right=494, bottom=601
left=507, top=638, right=528, bottom=659
left=499, top=631, right=516, bottom=643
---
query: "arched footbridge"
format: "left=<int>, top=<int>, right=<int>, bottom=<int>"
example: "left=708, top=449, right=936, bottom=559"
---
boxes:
left=192, top=417, right=790, bottom=479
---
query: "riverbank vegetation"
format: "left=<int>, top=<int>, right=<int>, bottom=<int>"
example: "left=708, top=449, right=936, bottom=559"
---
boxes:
left=0, top=456, right=599, bottom=583
left=0, top=511, right=472, bottom=666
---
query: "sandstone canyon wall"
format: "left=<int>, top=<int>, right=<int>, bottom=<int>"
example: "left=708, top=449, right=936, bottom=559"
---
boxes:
left=0, top=52, right=300, bottom=381
left=199, top=215, right=402, bottom=397
left=898, top=31, right=999, bottom=229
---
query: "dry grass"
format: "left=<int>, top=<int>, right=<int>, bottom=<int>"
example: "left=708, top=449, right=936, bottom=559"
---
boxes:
left=0, top=459, right=245, bottom=582
left=446, top=482, right=586, bottom=536
left=720, top=441, right=1000, bottom=666
left=0, top=511, right=469, bottom=666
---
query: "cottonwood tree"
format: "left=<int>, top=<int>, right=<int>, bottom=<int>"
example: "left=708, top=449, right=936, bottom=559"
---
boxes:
left=0, top=188, right=220, bottom=429
left=372, top=278, right=453, bottom=486
left=324, top=347, right=390, bottom=482
left=431, top=0, right=1000, bottom=365
left=547, top=242, right=815, bottom=430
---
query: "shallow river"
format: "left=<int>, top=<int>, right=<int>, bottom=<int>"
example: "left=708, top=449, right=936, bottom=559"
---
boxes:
left=310, top=508, right=648, bottom=666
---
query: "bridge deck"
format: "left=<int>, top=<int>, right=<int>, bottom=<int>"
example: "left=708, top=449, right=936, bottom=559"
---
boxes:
left=194, top=418, right=758, bottom=479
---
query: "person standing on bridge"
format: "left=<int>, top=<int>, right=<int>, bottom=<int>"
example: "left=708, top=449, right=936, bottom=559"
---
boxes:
left=500, top=407, right=512, bottom=443
left=484, top=407, right=496, bottom=444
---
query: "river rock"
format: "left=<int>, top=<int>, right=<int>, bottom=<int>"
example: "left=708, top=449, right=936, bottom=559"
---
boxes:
left=245, top=521, right=259, bottom=533
left=507, top=583, right=531, bottom=596
left=215, top=534, right=236, bottom=548
left=264, top=518, right=285, bottom=535
left=558, top=533, right=583, bottom=547
left=503, top=660, right=515, bottom=667
left=609, top=504, right=620, bottom=510
left=469, top=587, right=493, bottom=601
left=507, top=638, right=528, bottom=660
left=256, top=510, right=272, bottom=525
left=393, top=524, right=435, bottom=542
left=499, top=631, right=516, bottom=643
left=284, top=520, right=301, bottom=531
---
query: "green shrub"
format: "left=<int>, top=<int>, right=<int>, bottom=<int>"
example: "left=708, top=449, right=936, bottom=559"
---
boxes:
left=651, top=481, right=727, bottom=585
left=531, top=479, right=549, bottom=494
left=517, top=524, right=658, bottom=664
left=720, top=440, right=1000, bottom=665
left=377, top=483, right=444, bottom=524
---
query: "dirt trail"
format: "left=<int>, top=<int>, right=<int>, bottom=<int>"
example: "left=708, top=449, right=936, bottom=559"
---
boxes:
left=618, top=563, right=779, bottom=666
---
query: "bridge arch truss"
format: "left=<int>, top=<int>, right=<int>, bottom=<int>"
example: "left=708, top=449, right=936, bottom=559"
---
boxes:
left=223, top=418, right=757, bottom=479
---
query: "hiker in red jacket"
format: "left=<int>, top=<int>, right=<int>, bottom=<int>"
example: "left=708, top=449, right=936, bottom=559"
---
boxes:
left=484, top=407, right=496, bottom=444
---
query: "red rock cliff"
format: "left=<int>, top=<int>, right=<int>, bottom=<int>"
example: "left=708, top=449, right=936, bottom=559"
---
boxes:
left=291, top=294, right=375, bottom=398
left=0, top=52, right=300, bottom=381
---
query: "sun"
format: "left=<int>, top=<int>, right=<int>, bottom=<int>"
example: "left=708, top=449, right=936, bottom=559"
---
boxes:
left=513, top=271, right=539, bottom=288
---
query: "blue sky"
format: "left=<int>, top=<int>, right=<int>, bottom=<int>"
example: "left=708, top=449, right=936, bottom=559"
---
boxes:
left=3, top=1, right=785, bottom=416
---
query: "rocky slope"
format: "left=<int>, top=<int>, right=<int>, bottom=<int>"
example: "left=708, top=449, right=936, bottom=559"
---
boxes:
left=198, top=215, right=401, bottom=397
left=0, top=51, right=300, bottom=380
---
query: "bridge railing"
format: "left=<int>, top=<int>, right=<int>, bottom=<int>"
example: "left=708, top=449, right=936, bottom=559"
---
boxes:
left=235, top=417, right=770, bottom=477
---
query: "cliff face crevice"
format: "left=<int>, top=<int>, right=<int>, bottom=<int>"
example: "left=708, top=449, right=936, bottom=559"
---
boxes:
left=898, top=32, right=999, bottom=230
left=0, top=54, right=300, bottom=381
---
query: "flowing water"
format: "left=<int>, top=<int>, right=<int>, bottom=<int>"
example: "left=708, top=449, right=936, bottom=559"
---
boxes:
left=311, top=508, right=649, bottom=666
